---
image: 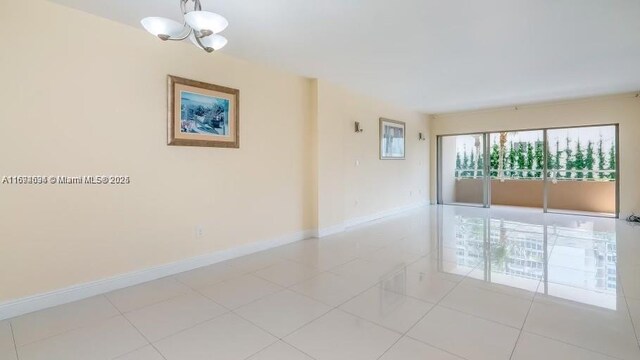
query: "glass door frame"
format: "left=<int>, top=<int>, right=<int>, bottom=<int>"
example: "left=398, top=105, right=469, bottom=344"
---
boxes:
left=436, top=132, right=491, bottom=208
left=437, top=123, right=620, bottom=218
left=542, top=124, right=620, bottom=218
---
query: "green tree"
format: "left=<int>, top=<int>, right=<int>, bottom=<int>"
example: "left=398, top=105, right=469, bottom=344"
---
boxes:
left=597, top=138, right=606, bottom=179
left=477, top=151, right=484, bottom=177
left=546, top=149, right=555, bottom=172
left=516, top=144, right=526, bottom=178
left=526, top=142, right=535, bottom=178
left=545, top=140, right=555, bottom=176
left=462, top=147, right=469, bottom=177
left=564, top=138, right=573, bottom=179
left=508, top=141, right=516, bottom=178
left=490, top=144, right=500, bottom=177
left=574, top=139, right=585, bottom=179
left=608, top=143, right=616, bottom=179
left=469, top=151, right=476, bottom=178
left=535, top=141, right=544, bottom=178
left=554, top=139, right=562, bottom=178
left=585, top=141, right=595, bottom=179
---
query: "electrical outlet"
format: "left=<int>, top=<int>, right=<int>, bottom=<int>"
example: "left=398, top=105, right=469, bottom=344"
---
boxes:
left=195, top=225, right=204, bottom=238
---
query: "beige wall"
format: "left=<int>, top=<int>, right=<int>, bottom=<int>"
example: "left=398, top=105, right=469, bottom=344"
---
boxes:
left=315, top=80, right=429, bottom=231
left=439, top=136, right=457, bottom=204
left=0, top=0, right=429, bottom=302
left=0, top=0, right=315, bottom=302
left=430, top=95, right=640, bottom=216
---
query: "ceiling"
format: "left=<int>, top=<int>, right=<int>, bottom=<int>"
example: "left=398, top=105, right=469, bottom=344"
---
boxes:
left=50, top=0, right=640, bottom=113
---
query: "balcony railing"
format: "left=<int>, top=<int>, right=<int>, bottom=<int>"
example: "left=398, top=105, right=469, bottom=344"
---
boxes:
left=454, top=168, right=616, bottom=181
left=451, top=173, right=616, bottom=213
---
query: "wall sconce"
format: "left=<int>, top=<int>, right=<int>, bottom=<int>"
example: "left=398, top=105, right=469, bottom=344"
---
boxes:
left=354, top=121, right=364, bottom=133
left=418, top=132, right=426, bottom=141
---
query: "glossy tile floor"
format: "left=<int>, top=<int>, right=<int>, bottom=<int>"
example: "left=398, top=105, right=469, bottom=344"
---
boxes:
left=3, top=205, right=640, bottom=360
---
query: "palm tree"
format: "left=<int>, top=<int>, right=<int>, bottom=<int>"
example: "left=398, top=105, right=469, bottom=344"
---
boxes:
left=497, top=132, right=517, bottom=179
left=473, top=135, right=482, bottom=178
left=497, top=132, right=508, bottom=179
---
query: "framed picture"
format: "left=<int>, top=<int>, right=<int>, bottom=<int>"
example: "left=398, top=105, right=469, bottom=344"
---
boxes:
left=168, top=75, right=239, bottom=148
left=379, top=118, right=405, bottom=160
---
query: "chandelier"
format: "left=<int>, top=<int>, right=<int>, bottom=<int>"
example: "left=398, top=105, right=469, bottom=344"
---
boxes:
left=141, top=0, right=228, bottom=53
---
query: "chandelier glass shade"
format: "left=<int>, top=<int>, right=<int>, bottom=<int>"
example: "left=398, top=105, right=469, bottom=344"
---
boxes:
left=184, top=11, right=228, bottom=34
left=140, top=17, right=184, bottom=38
left=189, top=33, right=228, bottom=51
left=141, top=0, right=228, bottom=53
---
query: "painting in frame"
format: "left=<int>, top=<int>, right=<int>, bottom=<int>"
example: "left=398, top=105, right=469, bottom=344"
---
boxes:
left=168, top=75, right=239, bottom=148
left=379, top=118, right=406, bottom=160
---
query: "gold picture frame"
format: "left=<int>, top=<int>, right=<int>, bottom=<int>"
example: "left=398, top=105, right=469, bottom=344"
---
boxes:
left=379, top=118, right=406, bottom=160
left=168, top=75, right=240, bottom=148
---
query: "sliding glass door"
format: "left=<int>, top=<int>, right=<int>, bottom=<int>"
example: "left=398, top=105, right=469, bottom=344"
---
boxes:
left=545, top=125, right=618, bottom=216
left=437, top=124, right=619, bottom=217
left=489, top=130, right=545, bottom=209
left=438, top=133, right=488, bottom=207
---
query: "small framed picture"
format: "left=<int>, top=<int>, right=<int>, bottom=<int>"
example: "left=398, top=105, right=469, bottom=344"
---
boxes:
left=168, top=75, right=239, bottom=148
left=379, top=118, right=405, bottom=160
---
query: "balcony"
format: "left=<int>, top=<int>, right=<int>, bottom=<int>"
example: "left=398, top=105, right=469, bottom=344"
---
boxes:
left=453, top=171, right=616, bottom=214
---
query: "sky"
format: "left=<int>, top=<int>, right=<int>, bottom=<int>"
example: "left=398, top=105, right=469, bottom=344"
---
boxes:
left=453, top=126, right=616, bottom=154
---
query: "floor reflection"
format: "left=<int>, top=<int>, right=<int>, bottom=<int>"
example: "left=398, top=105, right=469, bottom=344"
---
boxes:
left=437, top=206, right=619, bottom=309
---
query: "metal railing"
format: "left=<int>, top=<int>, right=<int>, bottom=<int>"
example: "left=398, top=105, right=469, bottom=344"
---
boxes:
left=454, top=169, right=616, bottom=181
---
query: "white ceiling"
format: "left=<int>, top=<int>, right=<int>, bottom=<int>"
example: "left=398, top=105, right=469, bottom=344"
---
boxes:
left=50, top=0, right=640, bottom=113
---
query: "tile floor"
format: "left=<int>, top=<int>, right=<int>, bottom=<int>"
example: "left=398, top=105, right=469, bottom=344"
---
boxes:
left=2, top=205, right=640, bottom=360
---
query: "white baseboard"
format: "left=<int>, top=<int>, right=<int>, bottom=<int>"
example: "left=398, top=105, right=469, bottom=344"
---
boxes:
left=314, top=201, right=429, bottom=237
left=344, top=201, right=429, bottom=229
left=0, top=229, right=314, bottom=321
left=0, top=202, right=429, bottom=321
left=314, top=223, right=346, bottom=238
